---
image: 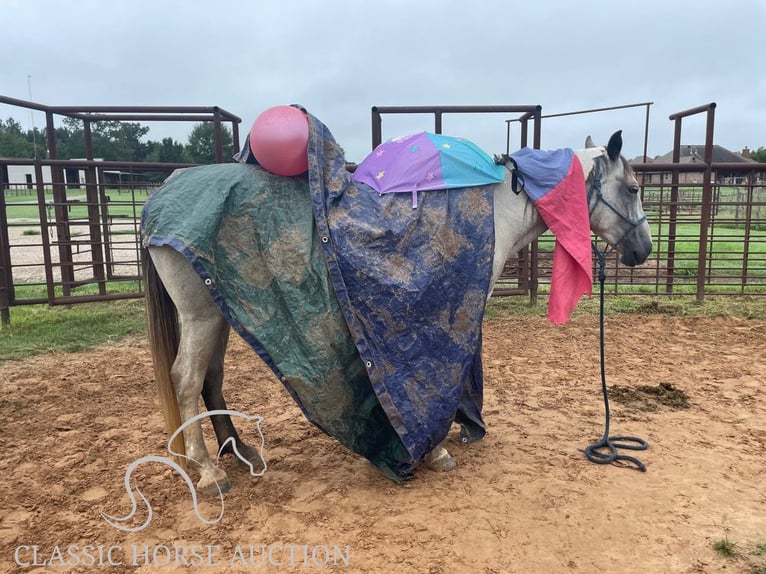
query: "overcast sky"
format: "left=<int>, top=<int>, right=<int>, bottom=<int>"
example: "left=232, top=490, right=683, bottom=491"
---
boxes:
left=1, top=0, right=764, bottom=163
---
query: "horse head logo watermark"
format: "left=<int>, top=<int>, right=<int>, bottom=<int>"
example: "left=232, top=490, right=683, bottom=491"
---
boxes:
left=101, top=410, right=266, bottom=533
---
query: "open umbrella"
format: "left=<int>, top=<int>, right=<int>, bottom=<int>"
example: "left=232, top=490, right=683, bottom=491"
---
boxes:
left=352, top=132, right=505, bottom=207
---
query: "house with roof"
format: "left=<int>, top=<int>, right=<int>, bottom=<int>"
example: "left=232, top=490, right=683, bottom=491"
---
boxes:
left=633, top=145, right=761, bottom=184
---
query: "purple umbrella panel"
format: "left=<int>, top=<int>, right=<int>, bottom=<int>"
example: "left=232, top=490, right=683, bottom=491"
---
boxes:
left=353, top=132, right=506, bottom=207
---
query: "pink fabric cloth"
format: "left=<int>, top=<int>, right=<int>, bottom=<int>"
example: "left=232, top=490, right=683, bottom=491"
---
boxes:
left=533, top=156, right=593, bottom=324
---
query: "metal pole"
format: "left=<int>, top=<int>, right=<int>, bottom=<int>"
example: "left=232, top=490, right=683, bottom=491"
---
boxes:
left=642, top=103, right=651, bottom=164
left=213, top=108, right=224, bottom=163
left=371, top=107, right=382, bottom=149
left=231, top=120, right=241, bottom=160
left=0, top=161, right=12, bottom=325
left=696, top=104, right=717, bottom=303
left=665, top=117, right=682, bottom=295
left=28, top=75, right=38, bottom=159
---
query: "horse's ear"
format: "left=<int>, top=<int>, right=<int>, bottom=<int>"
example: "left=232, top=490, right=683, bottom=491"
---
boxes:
left=606, top=130, right=623, bottom=160
left=585, top=136, right=596, bottom=148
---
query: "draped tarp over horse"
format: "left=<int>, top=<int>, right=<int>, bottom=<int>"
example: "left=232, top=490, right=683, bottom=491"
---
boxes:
left=141, top=113, right=495, bottom=480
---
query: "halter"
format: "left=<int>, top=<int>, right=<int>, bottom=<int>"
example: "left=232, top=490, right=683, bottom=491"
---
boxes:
left=587, top=156, right=647, bottom=253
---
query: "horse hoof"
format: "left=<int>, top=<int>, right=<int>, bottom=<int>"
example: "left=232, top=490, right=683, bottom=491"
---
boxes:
left=233, top=444, right=266, bottom=473
left=424, top=447, right=456, bottom=472
left=197, top=470, right=231, bottom=496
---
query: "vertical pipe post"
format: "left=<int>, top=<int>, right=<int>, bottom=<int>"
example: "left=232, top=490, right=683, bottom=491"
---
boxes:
left=47, top=111, right=74, bottom=298
left=529, top=106, right=542, bottom=305
left=213, top=108, right=224, bottom=163
left=695, top=105, right=716, bottom=303
left=231, top=120, right=241, bottom=159
left=83, top=120, right=105, bottom=291
left=0, top=161, right=12, bottom=325
left=371, top=107, right=382, bottom=149
left=665, top=118, right=682, bottom=294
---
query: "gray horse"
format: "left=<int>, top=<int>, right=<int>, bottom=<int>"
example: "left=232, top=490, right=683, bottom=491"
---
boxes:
left=143, top=130, right=652, bottom=494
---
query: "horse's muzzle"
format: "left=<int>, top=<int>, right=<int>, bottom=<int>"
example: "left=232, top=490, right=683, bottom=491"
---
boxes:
left=620, top=240, right=653, bottom=266
left=618, top=222, right=653, bottom=267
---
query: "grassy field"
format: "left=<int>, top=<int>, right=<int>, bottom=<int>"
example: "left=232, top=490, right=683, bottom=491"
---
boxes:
left=3, top=188, right=149, bottom=221
left=0, top=282, right=145, bottom=361
left=651, top=222, right=766, bottom=278
left=3, top=290, right=765, bottom=365
left=2, top=183, right=764, bottom=363
left=0, top=298, right=147, bottom=362
left=523, top=221, right=766, bottom=294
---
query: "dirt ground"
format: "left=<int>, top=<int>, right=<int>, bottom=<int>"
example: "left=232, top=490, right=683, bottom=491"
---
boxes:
left=1, top=313, right=765, bottom=573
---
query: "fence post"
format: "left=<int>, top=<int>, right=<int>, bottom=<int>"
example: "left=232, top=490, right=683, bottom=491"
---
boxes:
left=0, top=162, right=12, bottom=325
left=213, top=108, right=224, bottom=164
left=667, top=103, right=717, bottom=302
left=695, top=105, right=716, bottom=303
left=665, top=118, right=682, bottom=294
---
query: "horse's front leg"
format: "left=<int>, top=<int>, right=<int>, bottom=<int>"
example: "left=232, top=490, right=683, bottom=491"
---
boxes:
left=173, top=315, right=232, bottom=496
left=202, top=325, right=265, bottom=472
left=423, top=444, right=456, bottom=471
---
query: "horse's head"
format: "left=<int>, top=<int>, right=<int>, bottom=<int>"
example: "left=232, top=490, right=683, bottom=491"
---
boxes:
left=576, top=131, right=653, bottom=266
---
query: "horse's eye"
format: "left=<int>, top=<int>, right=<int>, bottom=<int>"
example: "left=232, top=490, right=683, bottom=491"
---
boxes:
left=628, top=185, right=640, bottom=195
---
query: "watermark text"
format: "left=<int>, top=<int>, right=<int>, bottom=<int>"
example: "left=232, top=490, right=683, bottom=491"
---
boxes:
left=14, top=543, right=350, bottom=569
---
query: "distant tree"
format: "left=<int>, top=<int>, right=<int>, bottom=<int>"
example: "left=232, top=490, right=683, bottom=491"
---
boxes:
left=53, top=117, right=150, bottom=161
left=55, top=117, right=85, bottom=159
left=186, top=122, right=233, bottom=164
left=141, top=137, right=190, bottom=182
left=749, top=147, right=766, bottom=163
left=0, top=118, right=45, bottom=158
left=146, top=137, right=188, bottom=164
left=98, top=121, right=151, bottom=161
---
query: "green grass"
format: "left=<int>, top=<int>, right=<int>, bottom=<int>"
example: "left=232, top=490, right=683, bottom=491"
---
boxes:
left=713, top=537, right=740, bottom=558
left=485, top=293, right=766, bottom=321
left=709, top=536, right=766, bottom=573
left=4, top=187, right=150, bottom=204
left=642, top=184, right=766, bottom=276
left=0, top=298, right=147, bottom=363
left=524, top=220, right=766, bottom=292
left=4, top=187, right=148, bottom=221
left=651, top=222, right=766, bottom=262
left=3, top=285, right=765, bottom=364
left=11, top=280, right=143, bottom=303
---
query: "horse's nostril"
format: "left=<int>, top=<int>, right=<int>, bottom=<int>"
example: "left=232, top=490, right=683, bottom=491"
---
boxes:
left=621, top=250, right=643, bottom=267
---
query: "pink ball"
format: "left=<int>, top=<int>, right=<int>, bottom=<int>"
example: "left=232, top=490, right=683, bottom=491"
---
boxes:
left=249, top=106, right=309, bottom=176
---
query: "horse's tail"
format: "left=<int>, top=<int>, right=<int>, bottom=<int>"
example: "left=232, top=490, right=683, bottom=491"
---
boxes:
left=142, top=247, right=186, bottom=467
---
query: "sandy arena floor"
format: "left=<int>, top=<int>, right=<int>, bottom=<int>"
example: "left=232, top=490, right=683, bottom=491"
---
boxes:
left=1, top=313, right=765, bottom=573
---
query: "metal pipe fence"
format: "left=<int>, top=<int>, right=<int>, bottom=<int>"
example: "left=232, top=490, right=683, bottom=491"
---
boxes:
left=2, top=98, right=765, bottom=326
left=0, top=157, right=197, bottom=324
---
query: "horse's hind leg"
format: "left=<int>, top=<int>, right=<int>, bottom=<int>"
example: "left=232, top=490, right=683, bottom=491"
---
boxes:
left=173, top=316, right=232, bottom=495
left=149, top=246, right=231, bottom=495
left=202, top=327, right=265, bottom=471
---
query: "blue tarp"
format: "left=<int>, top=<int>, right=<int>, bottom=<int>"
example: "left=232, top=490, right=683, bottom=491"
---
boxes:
left=142, top=112, right=495, bottom=479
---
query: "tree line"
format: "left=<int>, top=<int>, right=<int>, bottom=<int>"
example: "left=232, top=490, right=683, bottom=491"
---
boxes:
left=0, top=117, right=235, bottom=164
left=3, top=116, right=765, bottom=165
left=748, top=147, right=766, bottom=162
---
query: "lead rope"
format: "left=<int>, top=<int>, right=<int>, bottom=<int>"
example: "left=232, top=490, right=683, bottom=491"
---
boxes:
left=583, top=245, right=648, bottom=471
